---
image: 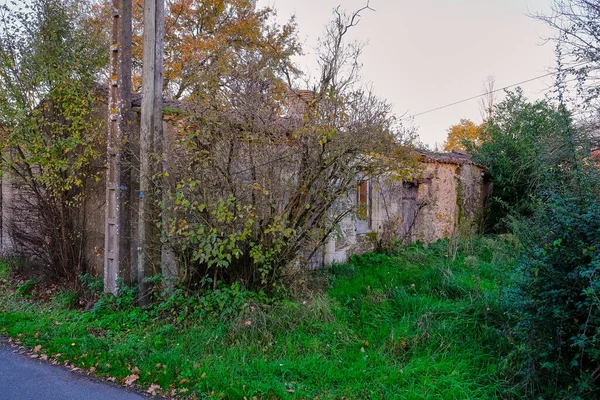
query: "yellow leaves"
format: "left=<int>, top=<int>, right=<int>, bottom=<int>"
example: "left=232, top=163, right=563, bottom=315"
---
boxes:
left=443, top=119, right=486, bottom=151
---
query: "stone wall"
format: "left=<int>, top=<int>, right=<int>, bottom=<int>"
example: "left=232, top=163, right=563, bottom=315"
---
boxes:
left=324, top=153, right=490, bottom=265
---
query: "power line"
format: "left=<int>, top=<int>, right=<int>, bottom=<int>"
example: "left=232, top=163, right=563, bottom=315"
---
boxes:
left=217, top=62, right=596, bottom=175
left=400, top=60, right=594, bottom=121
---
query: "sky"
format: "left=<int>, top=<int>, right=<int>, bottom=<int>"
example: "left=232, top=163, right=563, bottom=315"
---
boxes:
left=257, top=0, right=557, bottom=149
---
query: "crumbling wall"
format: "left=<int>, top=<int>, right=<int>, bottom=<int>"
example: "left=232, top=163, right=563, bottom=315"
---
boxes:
left=457, top=163, right=489, bottom=234
left=323, top=159, right=489, bottom=265
left=414, top=162, right=459, bottom=244
left=1, top=103, right=490, bottom=274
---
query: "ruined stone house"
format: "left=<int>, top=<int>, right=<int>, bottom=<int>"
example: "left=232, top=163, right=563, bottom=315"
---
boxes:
left=0, top=94, right=490, bottom=273
left=322, top=150, right=491, bottom=265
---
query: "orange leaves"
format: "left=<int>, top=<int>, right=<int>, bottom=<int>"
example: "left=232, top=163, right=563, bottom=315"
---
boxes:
left=127, top=0, right=299, bottom=99
left=443, top=119, right=486, bottom=151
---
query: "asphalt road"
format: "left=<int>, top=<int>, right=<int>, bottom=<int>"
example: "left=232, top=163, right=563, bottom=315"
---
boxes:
left=0, top=338, right=146, bottom=400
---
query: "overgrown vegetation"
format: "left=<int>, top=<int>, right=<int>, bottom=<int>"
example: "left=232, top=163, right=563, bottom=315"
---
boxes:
left=495, top=106, right=600, bottom=397
left=1, top=0, right=419, bottom=290
left=161, top=5, right=418, bottom=290
left=2, top=1, right=600, bottom=399
left=0, top=0, right=106, bottom=281
left=466, top=83, right=600, bottom=396
left=469, top=89, right=573, bottom=231
left=0, top=237, right=518, bottom=399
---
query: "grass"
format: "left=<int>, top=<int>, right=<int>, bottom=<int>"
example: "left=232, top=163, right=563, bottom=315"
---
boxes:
left=0, top=236, right=518, bottom=399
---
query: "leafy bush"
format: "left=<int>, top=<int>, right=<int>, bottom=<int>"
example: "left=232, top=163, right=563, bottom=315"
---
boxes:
left=79, top=274, right=104, bottom=295
left=0, top=260, right=11, bottom=281
left=0, top=0, right=107, bottom=281
left=471, top=89, right=571, bottom=231
left=501, top=106, right=600, bottom=397
left=507, top=191, right=600, bottom=398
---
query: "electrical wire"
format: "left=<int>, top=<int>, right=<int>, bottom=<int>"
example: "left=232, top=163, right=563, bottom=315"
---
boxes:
left=215, top=62, right=596, bottom=174
left=400, top=60, right=595, bottom=121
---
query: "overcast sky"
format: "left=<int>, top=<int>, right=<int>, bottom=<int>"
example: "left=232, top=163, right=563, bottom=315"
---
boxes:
left=257, top=0, right=557, bottom=148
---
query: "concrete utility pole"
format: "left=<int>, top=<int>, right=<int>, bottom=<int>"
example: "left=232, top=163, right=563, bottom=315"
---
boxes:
left=104, top=0, right=133, bottom=295
left=138, top=0, right=165, bottom=304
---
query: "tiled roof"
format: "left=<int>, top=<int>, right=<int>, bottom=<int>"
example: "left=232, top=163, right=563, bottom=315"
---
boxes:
left=417, top=149, right=487, bottom=169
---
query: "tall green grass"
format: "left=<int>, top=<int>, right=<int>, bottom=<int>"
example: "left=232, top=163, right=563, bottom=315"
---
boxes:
left=0, top=236, right=518, bottom=399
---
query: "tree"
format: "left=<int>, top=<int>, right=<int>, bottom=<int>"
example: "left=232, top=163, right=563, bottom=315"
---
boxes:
left=471, top=89, right=571, bottom=231
left=498, top=102, right=600, bottom=399
left=479, top=75, right=496, bottom=121
left=159, top=0, right=299, bottom=101
left=162, top=4, right=418, bottom=290
left=508, top=162, right=600, bottom=399
left=0, top=0, right=107, bottom=281
left=443, top=119, right=485, bottom=151
left=85, top=0, right=300, bottom=100
left=537, top=1, right=600, bottom=115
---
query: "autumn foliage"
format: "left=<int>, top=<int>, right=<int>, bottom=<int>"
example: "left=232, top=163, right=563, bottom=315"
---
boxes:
left=443, top=119, right=486, bottom=151
left=0, top=0, right=419, bottom=291
left=86, top=0, right=299, bottom=100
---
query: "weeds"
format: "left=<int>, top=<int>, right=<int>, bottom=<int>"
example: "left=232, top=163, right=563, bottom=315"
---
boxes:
left=0, top=235, right=518, bottom=399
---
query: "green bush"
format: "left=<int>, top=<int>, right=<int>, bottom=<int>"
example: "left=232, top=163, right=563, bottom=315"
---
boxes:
left=470, top=89, right=572, bottom=231
left=507, top=191, right=600, bottom=398
left=498, top=103, right=600, bottom=397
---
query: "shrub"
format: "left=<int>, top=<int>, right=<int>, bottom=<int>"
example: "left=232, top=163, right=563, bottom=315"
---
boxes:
left=0, top=0, right=107, bottom=282
left=470, top=89, right=571, bottom=231
left=504, top=114, right=600, bottom=397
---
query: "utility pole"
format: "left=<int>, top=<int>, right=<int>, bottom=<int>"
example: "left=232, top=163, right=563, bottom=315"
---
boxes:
left=105, top=0, right=133, bottom=295
left=138, top=0, right=165, bottom=304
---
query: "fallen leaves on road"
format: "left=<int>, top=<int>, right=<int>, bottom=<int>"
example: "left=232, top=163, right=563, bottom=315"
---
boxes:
left=122, top=374, right=139, bottom=386
left=147, top=383, right=162, bottom=396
